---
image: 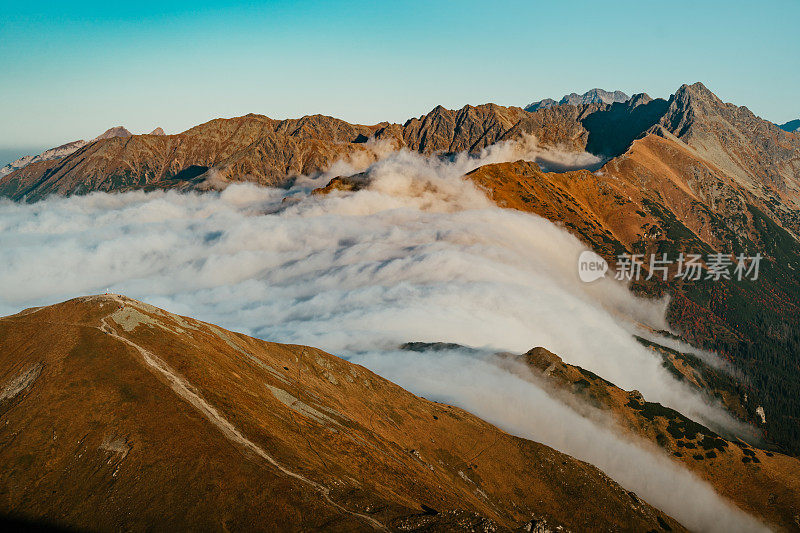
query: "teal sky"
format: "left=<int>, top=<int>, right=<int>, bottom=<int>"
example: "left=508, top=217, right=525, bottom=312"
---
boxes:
left=1, top=0, right=799, bottom=155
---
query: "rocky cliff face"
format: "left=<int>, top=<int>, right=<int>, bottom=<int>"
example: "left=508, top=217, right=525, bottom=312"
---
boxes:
left=379, top=102, right=597, bottom=154
left=390, top=103, right=531, bottom=154
left=581, top=93, right=669, bottom=156
left=658, top=83, right=800, bottom=216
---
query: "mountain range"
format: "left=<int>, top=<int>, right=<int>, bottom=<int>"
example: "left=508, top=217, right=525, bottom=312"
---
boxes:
left=524, top=88, right=631, bottom=111
left=779, top=119, right=800, bottom=132
left=0, top=126, right=161, bottom=179
left=2, top=82, right=800, bottom=531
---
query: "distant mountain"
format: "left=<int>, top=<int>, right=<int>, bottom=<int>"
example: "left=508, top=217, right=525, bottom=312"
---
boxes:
left=93, top=126, right=132, bottom=140
left=779, top=119, right=800, bottom=132
left=0, top=98, right=666, bottom=201
left=656, top=82, right=800, bottom=232
left=0, top=105, right=599, bottom=200
left=0, top=140, right=88, bottom=178
left=149, top=127, right=165, bottom=135
left=2, top=85, right=798, bottom=220
left=0, top=126, right=135, bottom=179
left=5, top=85, right=797, bottom=211
left=525, top=88, right=630, bottom=111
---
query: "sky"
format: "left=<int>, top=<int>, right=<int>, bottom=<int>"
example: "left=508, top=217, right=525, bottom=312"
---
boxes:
left=1, top=0, right=799, bottom=159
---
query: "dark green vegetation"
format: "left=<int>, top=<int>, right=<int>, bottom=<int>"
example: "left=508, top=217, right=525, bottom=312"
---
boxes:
left=634, top=336, right=745, bottom=411
left=626, top=396, right=732, bottom=462
left=633, top=199, right=800, bottom=454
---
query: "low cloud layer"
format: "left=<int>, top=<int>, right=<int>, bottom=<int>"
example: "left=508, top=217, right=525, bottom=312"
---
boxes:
left=0, top=141, right=764, bottom=531
left=356, top=349, right=766, bottom=533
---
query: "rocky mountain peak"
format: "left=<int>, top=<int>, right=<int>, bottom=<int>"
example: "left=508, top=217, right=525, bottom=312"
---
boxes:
left=669, top=82, right=724, bottom=112
left=149, top=127, right=165, bottom=136
left=659, top=82, right=800, bottom=219
left=564, top=88, right=630, bottom=105
left=628, top=92, right=654, bottom=108
left=93, top=126, right=133, bottom=141
left=676, top=81, right=716, bottom=97
left=525, top=88, right=630, bottom=112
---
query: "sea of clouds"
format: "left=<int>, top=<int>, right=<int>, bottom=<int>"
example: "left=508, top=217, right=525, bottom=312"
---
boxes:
left=0, top=138, right=766, bottom=531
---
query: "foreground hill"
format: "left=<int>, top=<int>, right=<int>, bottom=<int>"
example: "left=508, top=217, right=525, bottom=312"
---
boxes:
left=0, top=295, right=683, bottom=532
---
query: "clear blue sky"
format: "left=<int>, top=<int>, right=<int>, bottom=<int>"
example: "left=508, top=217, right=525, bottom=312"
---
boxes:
left=1, top=0, right=798, bottom=155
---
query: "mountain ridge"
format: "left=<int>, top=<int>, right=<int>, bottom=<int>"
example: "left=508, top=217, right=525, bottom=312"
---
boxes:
left=0, top=294, right=686, bottom=532
left=778, top=119, right=800, bottom=132
left=0, top=125, right=145, bottom=179
left=5, top=82, right=796, bottom=210
left=525, top=88, right=630, bottom=112
left=464, top=132, right=800, bottom=454
left=0, top=96, right=653, bottom=200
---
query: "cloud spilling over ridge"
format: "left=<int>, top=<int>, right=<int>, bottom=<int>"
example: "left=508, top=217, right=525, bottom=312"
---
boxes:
left=286, top=134, right=604, bottom=199
left=0, top=141, right=763, bottom=531
left=355, top=349, right=766, bottom=533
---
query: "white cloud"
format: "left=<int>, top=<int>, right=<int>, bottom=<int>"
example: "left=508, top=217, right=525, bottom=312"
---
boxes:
left=0, top=139, right=764, bottom=531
